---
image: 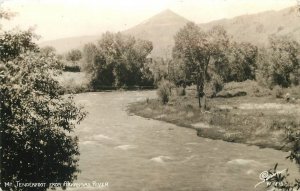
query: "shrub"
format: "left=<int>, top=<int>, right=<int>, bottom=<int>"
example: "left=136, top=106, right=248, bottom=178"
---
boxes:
left=66, top=49, right=82, bottom=64
left=261, top=120, right=300, bottom=190
left=176, top=86, right=186, bottom=96
left=288, top=86, right=300, bottom=99
left=206, top=74, right=224, bottom=98
left=157, top=80, right=173, bottom=104
left=273, top=85, right=284, bottom=98
left=269, top=119, right=298, bottom=130
left=290, top=72, right=300, bottom=86
left=64, top=83, right=89, bottom=94
left=64, top=65, right=81, bottom=72
left=216, top=80, right=271, bottom=98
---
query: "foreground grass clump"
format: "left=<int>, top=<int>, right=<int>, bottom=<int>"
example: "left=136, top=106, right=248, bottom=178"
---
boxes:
left=128, top=81, right=300, bottom=150
left=157, top=80, right=173, bottom=104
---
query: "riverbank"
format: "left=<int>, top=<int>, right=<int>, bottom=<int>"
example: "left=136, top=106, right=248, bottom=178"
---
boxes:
left=128, top=84, right=300, bottom=151
left=73, top=91, right=299, bottom=191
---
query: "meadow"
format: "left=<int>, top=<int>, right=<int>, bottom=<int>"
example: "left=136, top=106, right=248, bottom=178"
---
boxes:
left=128, top=80, right=300, bottom=151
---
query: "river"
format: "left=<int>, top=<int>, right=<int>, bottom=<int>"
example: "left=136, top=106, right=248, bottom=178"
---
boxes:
left=71, top=91, right=298, bottom=191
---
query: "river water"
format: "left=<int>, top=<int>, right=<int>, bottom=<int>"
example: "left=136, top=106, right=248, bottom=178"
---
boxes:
left=72, top=91, right=298, bottom=191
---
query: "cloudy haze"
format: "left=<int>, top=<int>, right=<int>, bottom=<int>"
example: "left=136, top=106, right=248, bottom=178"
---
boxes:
left=1, top=0, right=296, bottom=42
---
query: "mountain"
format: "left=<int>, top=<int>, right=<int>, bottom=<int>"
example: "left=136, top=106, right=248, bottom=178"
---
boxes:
left=39, top=6, right=300, bottom=57
left=39, top=9, right=190, bottom=57
left=123, top=9, right=190, bottom=58
left=199, top=7, right=300, bottom=46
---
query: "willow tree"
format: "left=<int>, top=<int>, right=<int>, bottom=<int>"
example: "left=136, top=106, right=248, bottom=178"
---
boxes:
left=86, top=32, right=154, bottom=89
left=173, top=22, right=229, bottom=108
left=257, top=35, right=300, bottom=87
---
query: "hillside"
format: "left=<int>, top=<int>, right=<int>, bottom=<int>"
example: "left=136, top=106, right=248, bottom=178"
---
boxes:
left=39, top=35, right=100, bottom=54
left=200, top=7, right=300, bottom=46
left=123, top=9, right=189, bottom=58
left=39, top=9, right=189, bottom=58
left=39, top=6, right=300, bottom=57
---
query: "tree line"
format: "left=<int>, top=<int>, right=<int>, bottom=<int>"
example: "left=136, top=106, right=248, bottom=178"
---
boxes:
left=76, top=22, right=299, bottom=101
left=81, top=32, right=154, bottom=90
left=158, top=22, right=299, bottom=107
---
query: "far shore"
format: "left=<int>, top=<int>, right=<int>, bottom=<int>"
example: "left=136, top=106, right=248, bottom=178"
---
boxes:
left=127, top=84, right=300, bottom=151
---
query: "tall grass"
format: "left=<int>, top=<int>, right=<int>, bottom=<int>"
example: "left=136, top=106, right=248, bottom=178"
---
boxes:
left=157, top=80, right=174, bottom=104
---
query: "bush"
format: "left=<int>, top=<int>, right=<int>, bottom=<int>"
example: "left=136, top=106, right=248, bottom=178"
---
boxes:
left=157, top=80, right=173, bottom=104
left=66, top=49, right=82, bottom=64
left=273, top=85, right=284, bottom=98
left=176, top=86, right=186, bottom=96
left=261, top=120, right=300, bottom=190
left=287, top=86, right=300, bottom=99
left=64, top=65, right=81, bottom=72
left=64, top=83, right=89, bottom=94
left=290, top=71, right=300, bottom=86
left=217, top=80, right=270, bottom=98
left=216, top=90, right=247, bottom=98
left=206, top=74, right=224, bottom=98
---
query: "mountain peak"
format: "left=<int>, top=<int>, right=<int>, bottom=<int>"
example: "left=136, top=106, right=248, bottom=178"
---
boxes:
left=158, top=9, right=179, bottom=16
left=41, top=6, right=299, bottom=59
left=124, top=9, right=190, bottom=58
left=146, top=9, right=189, bottom=24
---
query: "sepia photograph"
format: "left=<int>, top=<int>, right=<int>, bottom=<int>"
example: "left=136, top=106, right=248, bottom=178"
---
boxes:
left=1, top=0, right=300, bottom=190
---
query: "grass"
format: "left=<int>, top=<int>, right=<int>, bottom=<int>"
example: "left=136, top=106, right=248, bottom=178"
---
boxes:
left=128, top=81, right=300, bottom=151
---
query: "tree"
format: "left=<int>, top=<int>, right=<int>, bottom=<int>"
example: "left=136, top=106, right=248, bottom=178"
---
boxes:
left=224, top=42, right=258, bottom=82
left=0, top=8, right=86, bottom=191
left=150, top=58, right=169, bottom=85
left=87, top=32, right=154, bottom=89
left=173, top=23, right=229, bottom=108
left=167, top=58, right=187, bottom=87
left=0, top=30, right=37, bottom=62
left=40, top=46, right=56, bottom=56
left=257, top=35, right=300, bottom=87
left=82, top=43, right=98, bottom=72
left=66, top=49, right=82, bottom=65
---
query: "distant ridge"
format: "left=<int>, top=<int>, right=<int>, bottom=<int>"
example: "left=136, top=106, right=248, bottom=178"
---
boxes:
left=40, top=6, right=300, bottom=57
left=39, top=9, right=190, bottom=57
left=199, top=6, right=300, bottom=46
left=39, top=35, right=100, bottom=54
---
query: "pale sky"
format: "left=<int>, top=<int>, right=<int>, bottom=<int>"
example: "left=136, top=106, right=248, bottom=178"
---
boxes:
left=0, top=0, right=296, bottom=42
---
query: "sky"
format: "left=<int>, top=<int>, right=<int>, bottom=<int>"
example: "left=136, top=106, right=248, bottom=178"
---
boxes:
left=0, top=0, right=296, bottom=42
